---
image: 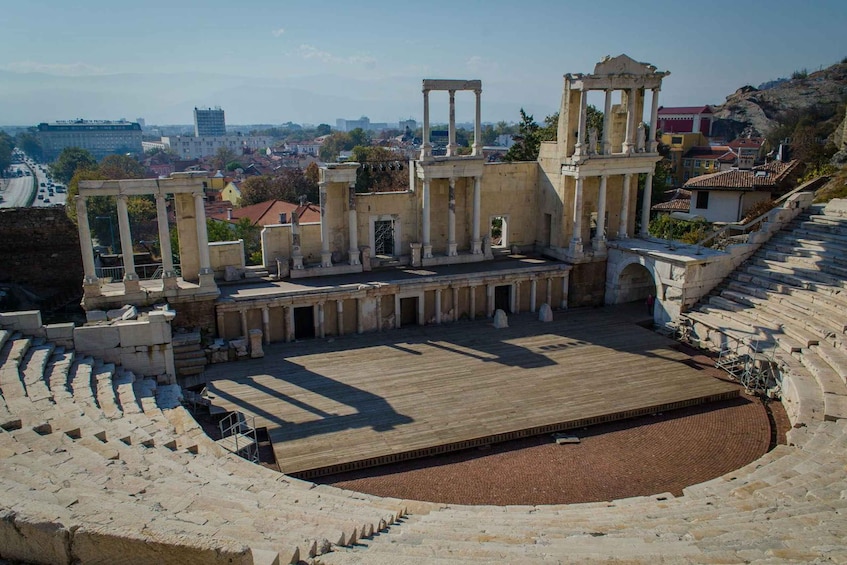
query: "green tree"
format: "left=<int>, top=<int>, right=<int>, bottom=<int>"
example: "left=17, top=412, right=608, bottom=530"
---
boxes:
left=347, top=128, right=371, bottom=149
left=212, top=147, right=238, bottom=171
left=0, top=132, right=12, bottom=173
left=15, top=131, right=42, bottom=161
left=351, top=146, right=407, bottom=193
left=315, top=123, right=332, bottom=136
left=98, top=154, right=146, bottom=179
left=503, top=109, right=541, bottom=162
left=238, top=168, right=317, bottom=206
left=318, top=131, right=352, bottom=162
left=51, top=147, right=97, bottom=184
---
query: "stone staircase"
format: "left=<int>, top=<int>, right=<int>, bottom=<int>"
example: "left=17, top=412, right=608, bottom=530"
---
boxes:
left=0, top=322, right=408, bottom=565
left=681, top=203, right=847, bottom=425
left=172, top=329, right=207, bottom=379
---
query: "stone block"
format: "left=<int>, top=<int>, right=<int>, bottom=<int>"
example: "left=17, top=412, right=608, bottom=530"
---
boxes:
left=493, top=309, right=509, bottom=328
left=0, top=310, right=42, bottom=331
left=229, top=338, right=248, bottom=358
left=824, top=198, right=847, bottom=218
left=538, top=303, right=554, bottom=322
left=74, top=325, right=120, bottom=351
left=248, top=329, right=264, bottom=358
left=116, top=320, right=155, bottom=348
left=0, top=510, right=71, bottom=564
left=276, top=257, right=290, bottom=279
left=71, top=524, right=253, bottom=565
left=107, top=304, right=137, bottom=321
left=85, top=310, right=108, bottom=323
left=45, top=322, right=75, bottom=342
left=225, top=265, right=243, bottom=282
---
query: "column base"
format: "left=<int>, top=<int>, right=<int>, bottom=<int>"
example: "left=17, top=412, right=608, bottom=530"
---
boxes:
left=83, top=279, right=102, bottom=298
left=321, top=252, right=333, bottom=268
left=292, top=255, right=304, bottom=270
left=617, top=231, right=629, bottom=240
left=410, top=242, right=422, bottom=267
left=348, top=249, right=360, bottom=266
left=162, top=275, right=179, bottom=290
left=569, top=238, right=584, bottom=255
left=124, top=279, right=141, bottom=293
left=592, top=238, right=607, bottom=253
left=622, top=143, right=634, bottom=155
left=471, top=239, right=482, bottom=255
left=199, top=271, right=216, bottom=288
left=447, top=243, right=458, bottom=257
left=423, top=244, right=433, bottom=259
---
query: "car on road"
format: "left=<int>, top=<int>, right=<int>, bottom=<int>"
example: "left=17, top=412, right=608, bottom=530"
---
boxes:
left=37, top=195, right=43, bottom=200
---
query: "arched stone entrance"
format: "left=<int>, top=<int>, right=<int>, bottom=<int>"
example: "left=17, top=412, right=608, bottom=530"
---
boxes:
left=617, top=263, right=656, bottom=304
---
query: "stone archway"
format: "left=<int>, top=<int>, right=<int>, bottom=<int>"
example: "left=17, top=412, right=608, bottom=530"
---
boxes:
left=617, top=262, right=656, bottom=304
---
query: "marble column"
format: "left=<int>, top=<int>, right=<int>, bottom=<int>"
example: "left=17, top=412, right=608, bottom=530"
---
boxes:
left=471, top=176, right=482, bottom=254
left=618, top=173, right=633, bottom=239
left=574, top=88, right=588, bottom=157
left=421, top=88, right=431, bottom=159
left=570, top=176, right=584, bottom=254
left=649, top=88, right=661, bottom=153
left=240, top=309, right=248, bottom=338
left=623, top=88, right=636, bottom=154
left=336, top=300, right=344, bottom=336
left=447, top=90, right=457, bottom=157
left=319, top=181, right=332, bottom=267
left=116, top=194, right=139, bottom=291
left=641, top=171, right=654, bottom=238
left=603, top=89, right=613, bottom=155
left=451, top=286, right=459, bottom=322
left=155, top=193, right=177, bottom=289
left=561, top=272, right=569, bottom=310
left=435, top=289, right=442, bottom=324
left=315, top=303, right=324, bottom=339
left=472, top=88, right=482, bottom=156
left=261, top=307, right=270, bottom=344
left=486, top=284, right=495, bottom=317
left=422, top=178, right=432, bottom=258
left=285, top=306, right=294, bottom=342
left=356, top=298, right=364, bottom=334
left=216, top=311, right=226, bottom=338
left=376, top=295, right=383, bottom=331
left=447, top=177, right=457, bottom=256
left=512, top=281, right=520, bottom=314
left=530, top=278, right=537, bottom=313
left=347, top=183, right=359, bottom=265
left=593, top=175, right=608, bottom=252
left=469, top=285, right=477, bottom=321
left=193, top=192, right=213, bottom=278
left=75, top=196, right=100, bottom=293
left=546, top=277, right=553, bottom=308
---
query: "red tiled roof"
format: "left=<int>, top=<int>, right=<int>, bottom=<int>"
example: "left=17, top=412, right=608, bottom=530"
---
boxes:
left=728, top=138, right=764, bottom=149
left=684, top=160, right=799, bottom=191
left=658, top=106, right=713, bottom=115
left=652, top=199, right=691, bottom=212
left=207, top=199, right=321, bottom=226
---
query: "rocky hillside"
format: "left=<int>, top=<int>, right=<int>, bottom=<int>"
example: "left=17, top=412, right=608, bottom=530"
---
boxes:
left=711, top=61, right=847, bottom=140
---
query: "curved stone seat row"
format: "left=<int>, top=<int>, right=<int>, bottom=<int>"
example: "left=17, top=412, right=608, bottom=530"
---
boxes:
left=3, top=204, right=847, bottom=564
left=0, top=331, right=407, bottom=565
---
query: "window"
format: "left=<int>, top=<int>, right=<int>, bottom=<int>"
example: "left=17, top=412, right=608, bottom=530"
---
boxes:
left=671, top=136, right=683, bottom=144
left=684, top=159, right=691, bottom=167
left=694, top=160, right=701, bottom=168
left=703, top=162, right=710, bottom=169
left=695, top=191, right=709, bottom=209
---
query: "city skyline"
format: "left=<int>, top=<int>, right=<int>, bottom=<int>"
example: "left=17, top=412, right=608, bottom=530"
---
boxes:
left=1, top=0, right=845, bottom=126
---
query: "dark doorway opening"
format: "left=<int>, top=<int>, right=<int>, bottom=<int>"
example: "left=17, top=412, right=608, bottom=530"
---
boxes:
left=294, top=306, right=315, bottom=339
left=494, top=285, right=511, bottom=313
left=400, top=297, right=417, bottom=327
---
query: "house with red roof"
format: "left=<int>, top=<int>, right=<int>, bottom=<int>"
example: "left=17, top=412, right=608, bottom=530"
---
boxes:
left=684, top=160, right=801, bottom=223
left=207, top=199, right=321, bottom=227
left=657, top=106, right=714, bottom=136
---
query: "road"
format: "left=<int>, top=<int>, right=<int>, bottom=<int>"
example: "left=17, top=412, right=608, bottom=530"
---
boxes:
left=0, top=164, right=36, bottom=208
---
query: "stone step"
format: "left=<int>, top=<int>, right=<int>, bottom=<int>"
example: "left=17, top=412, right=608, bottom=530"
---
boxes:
left=752, top=258, right=847, bottom=290
left=172, top=331, right=202, bottom=348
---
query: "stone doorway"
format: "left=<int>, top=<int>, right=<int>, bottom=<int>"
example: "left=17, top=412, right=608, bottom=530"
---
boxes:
left=494, top=285, right=511, bottom=313
left=293, top=306, right=316, bottom=339
left=399, top=297, right=418, bottom=327
left=490, top=215, right=508, bottom=248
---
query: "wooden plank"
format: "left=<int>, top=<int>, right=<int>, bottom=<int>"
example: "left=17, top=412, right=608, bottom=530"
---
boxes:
left=205, top=307, right=737, bottom=476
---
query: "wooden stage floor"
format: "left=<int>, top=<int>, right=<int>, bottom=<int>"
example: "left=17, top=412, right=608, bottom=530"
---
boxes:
left=204, top=305, right=738, bottom=478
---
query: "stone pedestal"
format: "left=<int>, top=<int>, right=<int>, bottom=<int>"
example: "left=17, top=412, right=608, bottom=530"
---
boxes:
left=423, top=244, right=433, bottom=259
left=199, top=272, right=216, bottom=289
left=471, top=239, right=482, bottom=255
left=493, top=309, right=509, bottom=329
left=276, top=257, right=290, bottom=279
left=360, top=246, right=372, bottom=272
left=292, top=245, right=304, bottom=270
left=410, top=243, right=422, bottom=267
left=538, top=303, right=553, bottom=322
left=321, top=252, right=333, bottom=268
left=162, top=275, right=179, bottom=290
left=124, top=278, right=141, bottom=293
left=83, top=280, right=102, bottom=298
left=447, top=243, right=458, bottom=257
left=248, top=329, right=264, bottom=358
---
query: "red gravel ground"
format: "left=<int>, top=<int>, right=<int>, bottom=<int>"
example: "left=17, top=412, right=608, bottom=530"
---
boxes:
left=313, top=345, right=788, bottom=506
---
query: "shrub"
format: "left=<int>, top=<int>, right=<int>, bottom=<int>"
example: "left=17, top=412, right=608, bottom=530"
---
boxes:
left=791, top=68, right=808, bottom=80
left=741, top=200, right=777, bottom=224
left=648, top=215, right=711, bottom=242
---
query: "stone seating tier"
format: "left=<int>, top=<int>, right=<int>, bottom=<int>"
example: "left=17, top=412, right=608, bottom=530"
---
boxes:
left=2, top=205, right=847, bottom=563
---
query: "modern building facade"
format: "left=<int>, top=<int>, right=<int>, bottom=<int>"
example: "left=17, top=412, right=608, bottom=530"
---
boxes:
left=162, top=134, right=271, bottom=159
left=37, top=120, right=143, bottom=161
left=194, top=107, right=226, bottom=137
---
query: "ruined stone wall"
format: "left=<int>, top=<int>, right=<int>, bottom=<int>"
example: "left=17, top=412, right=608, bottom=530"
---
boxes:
left=568, top=261, right=607, bottom=307
left=170, top=297, right=217, bottom=334
left=0, top=207, right=83, bottom=293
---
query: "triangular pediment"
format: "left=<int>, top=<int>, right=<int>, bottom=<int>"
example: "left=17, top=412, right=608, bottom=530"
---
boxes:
left=593, top=54, right=657, bottom=76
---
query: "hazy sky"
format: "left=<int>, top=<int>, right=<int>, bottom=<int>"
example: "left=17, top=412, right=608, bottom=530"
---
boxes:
left=1, top=0, right=845, bottom=125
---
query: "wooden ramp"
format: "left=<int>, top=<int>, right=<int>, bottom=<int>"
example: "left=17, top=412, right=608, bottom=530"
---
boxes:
left=205, top=306, right=738, bottom=478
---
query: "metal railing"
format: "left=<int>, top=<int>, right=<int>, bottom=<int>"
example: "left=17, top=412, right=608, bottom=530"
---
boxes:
left=96, top=263, right=181, bottom=281
left=218, top=411, right=259, bottom=463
